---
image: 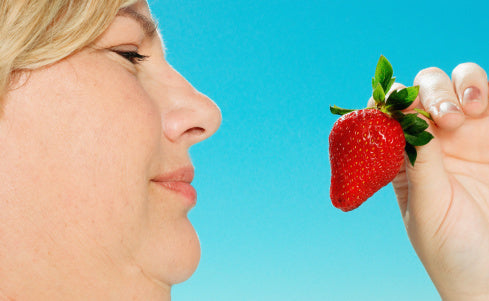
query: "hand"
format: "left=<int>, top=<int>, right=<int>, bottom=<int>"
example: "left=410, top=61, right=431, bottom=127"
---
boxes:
left=394, top=63, right=489, bottom=300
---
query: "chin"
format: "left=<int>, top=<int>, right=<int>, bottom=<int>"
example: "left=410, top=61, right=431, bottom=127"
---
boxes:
left=136, top=217, right=201, bottom=286
left=169, top=221, right=201, bottom=284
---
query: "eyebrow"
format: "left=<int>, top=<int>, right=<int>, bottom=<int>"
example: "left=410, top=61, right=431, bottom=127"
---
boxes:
left=117, top=7, right=158, bottom=38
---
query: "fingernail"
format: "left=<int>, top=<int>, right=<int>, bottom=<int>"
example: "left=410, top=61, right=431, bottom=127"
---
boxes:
left=429, top=101, right=461, bottom=117
left=462, top=87, right=481, bottom=105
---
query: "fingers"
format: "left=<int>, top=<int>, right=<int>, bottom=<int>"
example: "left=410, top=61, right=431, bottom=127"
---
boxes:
left=451, top=62, right=488, bottom=117
left=414, top=63, right=489, bottom=130
left=405, top=63, right=488, bottom=224
left=414, top=67, right=465, bottom=130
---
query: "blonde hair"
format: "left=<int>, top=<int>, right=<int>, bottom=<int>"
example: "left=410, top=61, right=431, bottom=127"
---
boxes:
left=0, top=0, right=137, bottom=96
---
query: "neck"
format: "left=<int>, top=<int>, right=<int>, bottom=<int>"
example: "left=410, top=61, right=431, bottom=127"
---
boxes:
left=0, top=251, right=172, bottom=301
left=0, top=274, right=172, bottom=301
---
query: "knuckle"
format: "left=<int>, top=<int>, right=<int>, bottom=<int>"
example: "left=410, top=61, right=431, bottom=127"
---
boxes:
left=452, top=62, right=487, bottom=80
left=414, top=67, right=445, bottom=84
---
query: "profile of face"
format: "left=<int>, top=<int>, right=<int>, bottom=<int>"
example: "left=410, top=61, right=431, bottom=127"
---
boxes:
left=0, top=0, right=221, bottom=298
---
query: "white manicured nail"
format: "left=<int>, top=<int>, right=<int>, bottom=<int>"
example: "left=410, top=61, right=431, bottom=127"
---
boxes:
left=429, top=101, right=461, bottom=117
left=462, top=87, right=481, bottom=105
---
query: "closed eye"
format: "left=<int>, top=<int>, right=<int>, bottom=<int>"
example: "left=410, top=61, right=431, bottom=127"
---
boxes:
left=114, top=50, right=149, bottom=64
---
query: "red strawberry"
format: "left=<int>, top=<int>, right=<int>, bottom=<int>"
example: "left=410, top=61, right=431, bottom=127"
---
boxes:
left=330, top=109, right=405, bottom=211
left=329, top=56, right=433, bottom=212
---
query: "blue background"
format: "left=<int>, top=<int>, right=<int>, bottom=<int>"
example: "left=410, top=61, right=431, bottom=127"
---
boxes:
left=151, top=0, right=489, bottom=300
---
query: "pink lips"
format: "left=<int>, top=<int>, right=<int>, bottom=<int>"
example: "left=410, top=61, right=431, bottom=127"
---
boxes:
left=151, top=167, right=197, bottom=206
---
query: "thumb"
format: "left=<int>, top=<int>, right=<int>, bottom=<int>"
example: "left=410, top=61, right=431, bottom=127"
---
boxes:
left=403, top=123, right=451, bottom=226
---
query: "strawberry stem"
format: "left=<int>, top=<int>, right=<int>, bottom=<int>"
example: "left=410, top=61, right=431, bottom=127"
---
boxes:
left=414, top=108, right=433, bottom=120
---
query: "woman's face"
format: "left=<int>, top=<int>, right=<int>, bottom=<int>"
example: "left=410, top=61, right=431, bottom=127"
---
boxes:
left=0, top=0, right=220, bottom=295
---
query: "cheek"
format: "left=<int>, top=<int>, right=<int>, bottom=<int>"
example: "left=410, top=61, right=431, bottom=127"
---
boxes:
left=4, top=58, right=163, bottom=256
left=62, top=62, right=163, bottom=246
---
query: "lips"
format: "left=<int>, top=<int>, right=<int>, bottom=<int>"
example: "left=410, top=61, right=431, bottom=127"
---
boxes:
left=151, top=166, right=197, bottom=206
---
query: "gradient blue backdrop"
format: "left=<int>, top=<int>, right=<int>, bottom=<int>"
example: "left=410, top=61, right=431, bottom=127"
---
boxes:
left=150, top=0, right=489, bottom=300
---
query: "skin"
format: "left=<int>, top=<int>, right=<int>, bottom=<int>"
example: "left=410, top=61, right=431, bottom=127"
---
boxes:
left=0, top=1, right=221, bottom=300
left=371, top=63, right=489, bottom=300
left=1, top=0, right=486, bottom=299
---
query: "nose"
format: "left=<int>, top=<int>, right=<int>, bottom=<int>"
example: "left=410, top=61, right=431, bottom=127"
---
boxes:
left=160, top=68, right=222, bottom=146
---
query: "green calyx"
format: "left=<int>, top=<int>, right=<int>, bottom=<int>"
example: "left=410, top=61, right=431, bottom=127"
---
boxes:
left=330, top=55, right=434, bottom=166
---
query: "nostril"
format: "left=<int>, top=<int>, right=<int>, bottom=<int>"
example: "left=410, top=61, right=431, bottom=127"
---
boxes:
left=184, top=127, right=205, bottom=136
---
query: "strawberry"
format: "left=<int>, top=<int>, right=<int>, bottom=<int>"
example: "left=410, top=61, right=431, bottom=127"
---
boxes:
left=329, top=56, right=433, bottom=212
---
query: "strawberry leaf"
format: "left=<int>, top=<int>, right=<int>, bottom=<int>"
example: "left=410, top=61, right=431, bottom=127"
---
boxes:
left=405, top=143, right=417, bottom=166
left=386, top=86, right=419, bottom=110
left=373, top=83, right=385, bottom=104
left=404, top=131, right=434, bottom=146
left=330, top=105, right=355, bottom=116
left=373, top=55, right=394, bottom=93
left=400, top=114, right=429, bottom=135
left=390, top=110, right=405, bottom=121
left=385, top=77, right=396, bottom=95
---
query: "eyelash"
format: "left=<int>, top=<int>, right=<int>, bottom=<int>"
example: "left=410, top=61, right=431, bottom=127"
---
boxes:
left=114, top=50, right=149, bottom=64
